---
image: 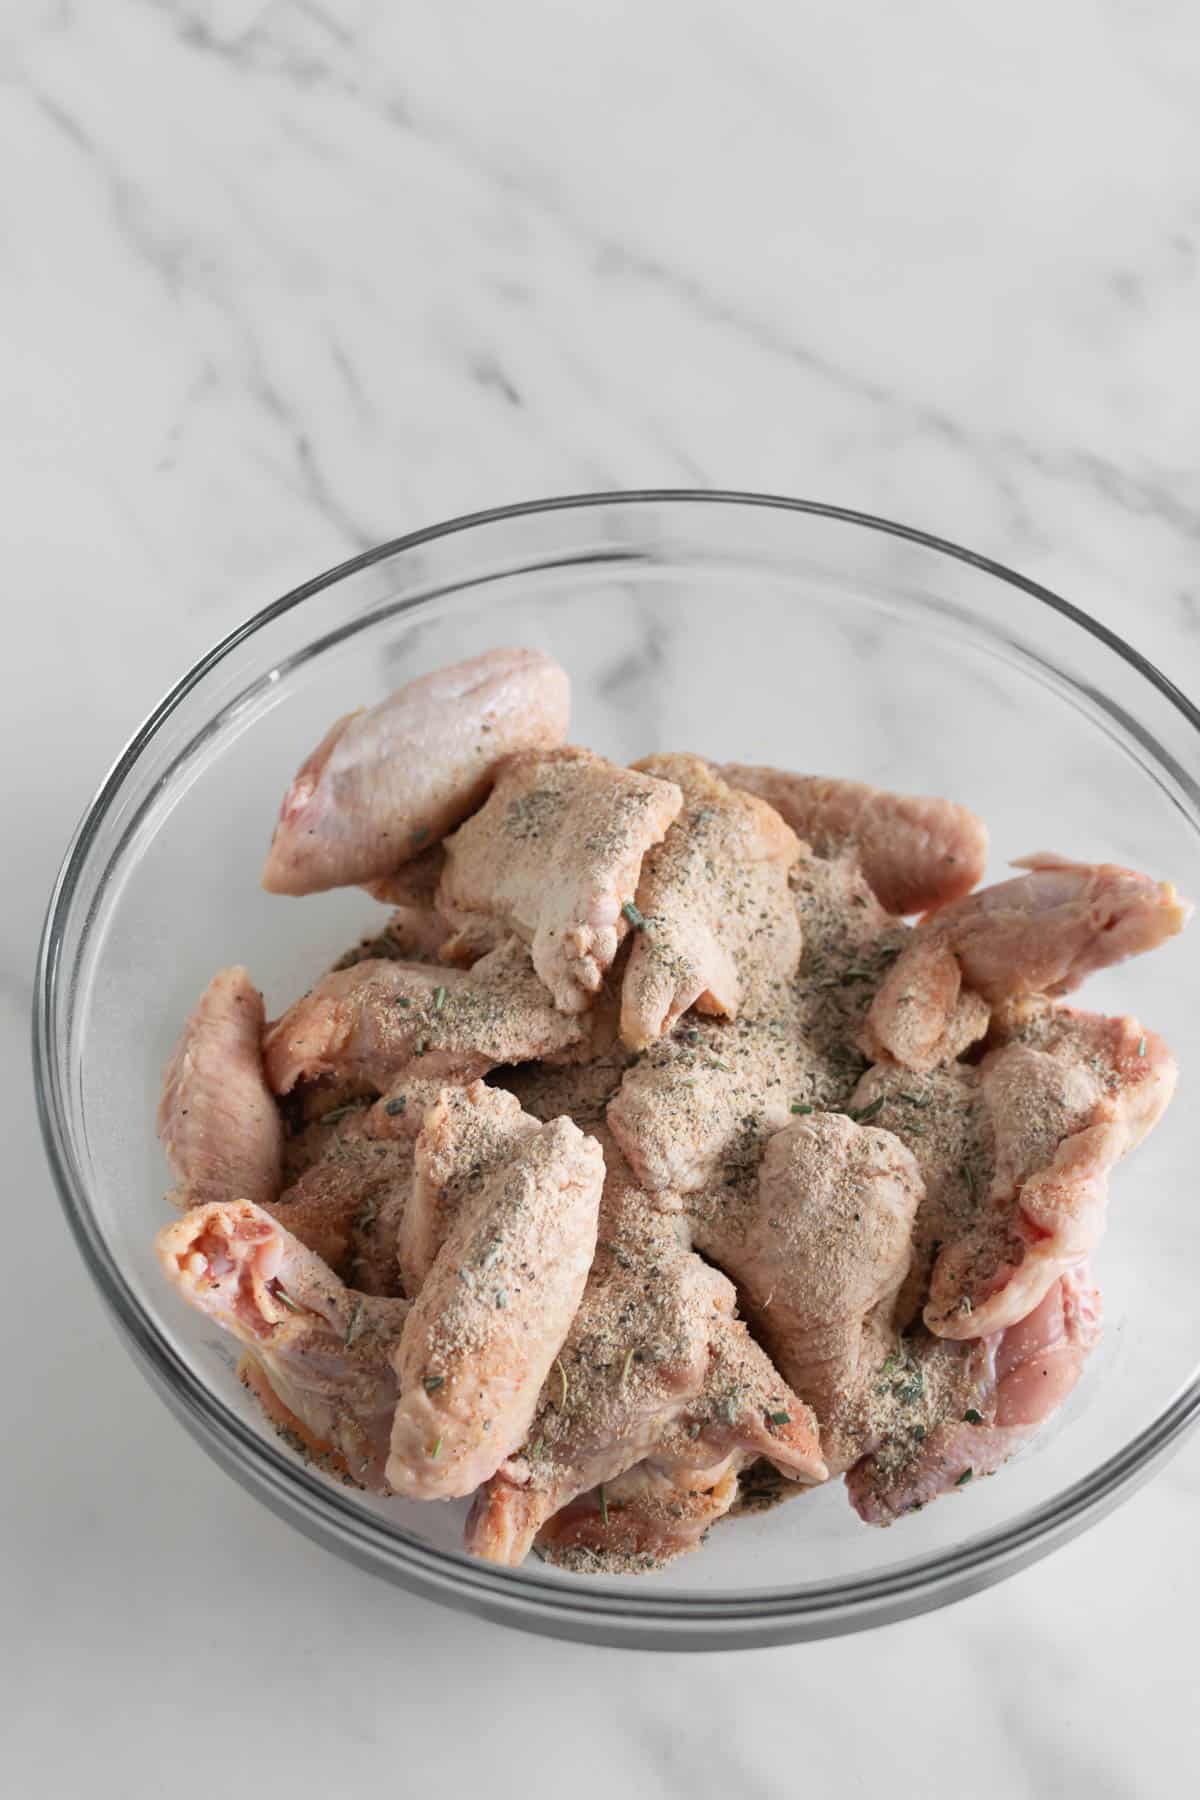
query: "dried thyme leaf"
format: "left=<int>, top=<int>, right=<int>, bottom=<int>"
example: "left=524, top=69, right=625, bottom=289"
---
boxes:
left=849, top=1095, right=885, bottom=1125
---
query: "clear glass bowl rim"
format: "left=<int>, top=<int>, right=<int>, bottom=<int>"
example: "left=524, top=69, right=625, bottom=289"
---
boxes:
left=32, top=488, right=1200, bottom=1650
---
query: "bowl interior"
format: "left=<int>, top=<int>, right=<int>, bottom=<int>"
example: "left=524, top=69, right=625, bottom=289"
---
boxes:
left=41, top=496, right=1200, bottom=1636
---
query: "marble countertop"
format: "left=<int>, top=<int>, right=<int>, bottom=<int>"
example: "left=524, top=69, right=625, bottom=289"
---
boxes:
left=5, top=2, right=1199, bottom=1793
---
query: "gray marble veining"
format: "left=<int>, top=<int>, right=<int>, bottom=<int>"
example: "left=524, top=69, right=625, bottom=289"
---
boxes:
left=5, top=2, right=1200, bottom=1794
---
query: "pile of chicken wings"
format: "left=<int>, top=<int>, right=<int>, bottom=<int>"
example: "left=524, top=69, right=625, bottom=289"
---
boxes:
left=155, top=649, right=1189, bottom=1573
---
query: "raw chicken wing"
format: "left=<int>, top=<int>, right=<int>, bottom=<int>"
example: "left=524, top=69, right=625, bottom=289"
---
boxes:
left=439, top=747, right=682, bottom=1011
left=864, top=854, right=1189, bottom=1072
left=262, top=938, right=591, bottom=1095
left=925, top=1004, right=1175, bottom=1337
left=693, top=1110, right=922, bottom=1474
left=400, top=1081, right=539, bottom=1293
left=157, top=1199, right=408, bottom=1488
left=535, top=1457, right=740, bottom=1574
left=844, top=1060, right=989, bottom=1328
left=720, top=765, right=988, bottom=914
left=158, top=967, right=282, bottom=1209
left=848, top=1268, right=1102, bottom=1522
left=262, top=648, right=569, bottom=895
left=386, top=1114, right=603, bottom=1500
left=619, top=753, right=801, bottom=1050
left=608, top=849, right=908, bottom=1194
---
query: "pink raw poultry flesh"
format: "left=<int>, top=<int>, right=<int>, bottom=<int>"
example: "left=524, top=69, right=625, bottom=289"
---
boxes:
left=154, top=649, right=1190, bottom=1573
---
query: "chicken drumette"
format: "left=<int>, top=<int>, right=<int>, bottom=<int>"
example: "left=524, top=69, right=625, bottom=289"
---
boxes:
left=438, top=747, right=682, bottom=1011
left=691, top=1110, right=923, bottom=1476
left=398, top=1081, right=540, bottom=1294
left=618, top=753, right=801, bottom=1051
left=386, top=1109, right=604, bottom=1501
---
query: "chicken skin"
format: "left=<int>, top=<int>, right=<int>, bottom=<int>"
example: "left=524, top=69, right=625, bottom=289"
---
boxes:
left=848, top=1268, right=1102, bottom=1522
left=534, top=1457, right=741, bottom=1573
left=848, top=1000, right=1175, bottom=1340
left=464, top=1138, right=825, bottom=1566
left=619, top=754, right=802, bottom=1051
left=158, top=967, right=282, bottom=1210
left=262, top=649, right=570, bottom=896
left=400, top=1081, right=539, bottom=1294
left=864, top=854, right=1190, bottom=1072
left=925, top=1004, right=1175, bottom=1337
left=262, top=937, right=591, bottom=1095
left=386, top=1114, right=603, bottom=1501
left=158, top=1199, right=409, bottom=1488
left=693, top=1111, right=923, bottom=1475
left=608, top=848, right=907, bottom=1194
left=273, top=1077, right=462, bottom=1293
left=720, top=766, right=988, bottom=914
left=439, top=748, right=683, bottom=1012
left=362, top=843, right=446, bottom=914
left=842, top=1060, right=989, bottom=1329
left=267, top=1111, right=415, bottom=1295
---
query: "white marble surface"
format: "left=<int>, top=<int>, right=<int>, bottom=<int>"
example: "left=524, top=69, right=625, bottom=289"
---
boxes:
left=4, top=1, right=1200, bottom=1792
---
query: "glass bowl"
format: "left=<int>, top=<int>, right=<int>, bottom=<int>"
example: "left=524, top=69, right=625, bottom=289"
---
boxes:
left=34, top=492, right=1200, bottom=1650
